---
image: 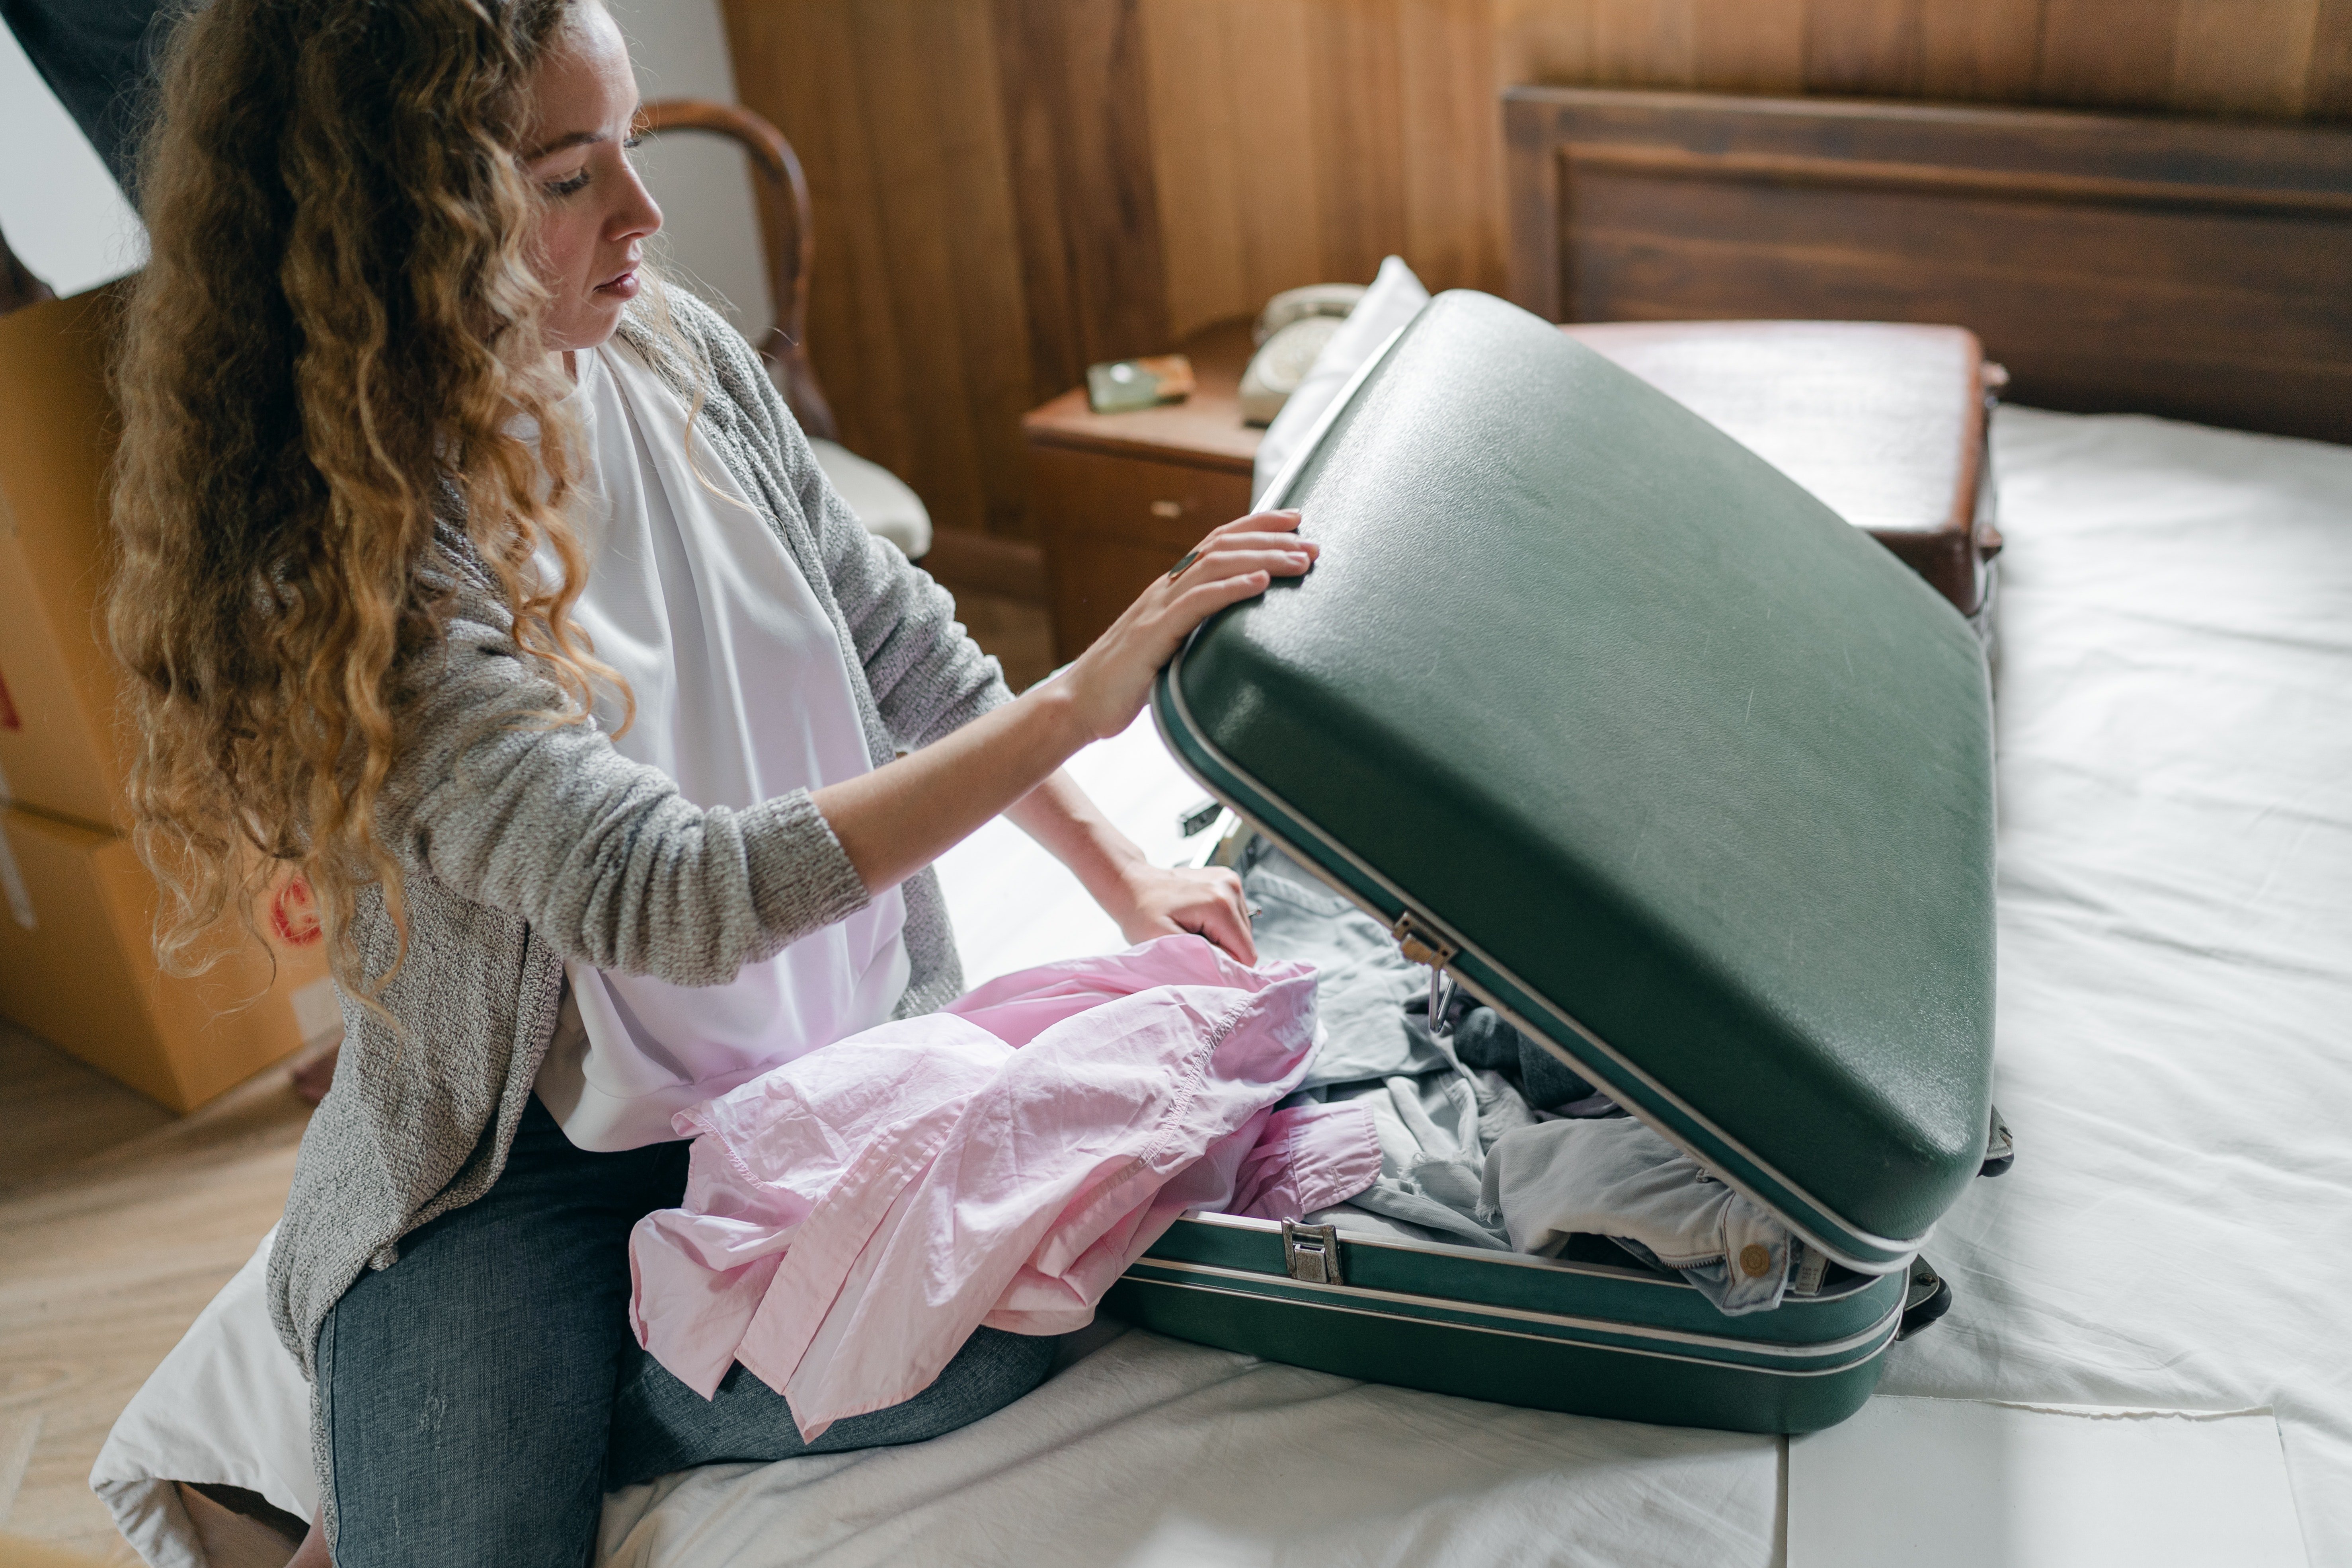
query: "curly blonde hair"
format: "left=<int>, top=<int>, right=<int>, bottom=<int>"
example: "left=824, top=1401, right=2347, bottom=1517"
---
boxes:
left=108, top=0, right=624, bottom=996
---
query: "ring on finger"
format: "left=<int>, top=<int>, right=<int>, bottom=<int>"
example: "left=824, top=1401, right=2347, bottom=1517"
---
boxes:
left=1167, top=549, right=1202, bottom=581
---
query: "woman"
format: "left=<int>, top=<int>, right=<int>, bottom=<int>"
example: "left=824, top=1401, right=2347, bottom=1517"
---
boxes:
left=107, top=1, right=1316, bottom=1561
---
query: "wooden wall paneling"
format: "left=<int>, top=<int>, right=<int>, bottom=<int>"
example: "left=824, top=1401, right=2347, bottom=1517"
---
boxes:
left=1590, top=0, right=1695, bottom=84
left=1690, top=0, right=1806, bottom=92
left=1129, top=0, right=1242, bottom=341
left=1397, top=0, right=1511, bottom=292
left=1803, top=0, right=1924, bottom=96
left=2171, top=0, right=2322, bottom=115
left=2034, top=0, right=2185, bottom=109
left=1493, top=0, right=1598, bottom=88
left=1305, top=0, right=1414, bottom=286
left=726, top=4, right=905, bottom=474
left=1916, top=0, right=2045, bottom=101
left=859, top=2, right=1037, bottom=538
left=993, top=0, right=1173, bottom=402
left=725, top=0, right=1038, bottom=540
left=710, top=0, right=2352, bottom=569
left=1141, top=0, right=1327, bottom=342
left=2316, top=0, right=2352, bottom=114
left=1139, top=0, right=1258, bottom=343
left=993, top=2, right=1087, bottom=406
left=1145, top=0, right=1501, bottom=340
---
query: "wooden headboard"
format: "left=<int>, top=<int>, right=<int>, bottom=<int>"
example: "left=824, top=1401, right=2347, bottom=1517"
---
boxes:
left=1503, top=87, right=2352, bottom=446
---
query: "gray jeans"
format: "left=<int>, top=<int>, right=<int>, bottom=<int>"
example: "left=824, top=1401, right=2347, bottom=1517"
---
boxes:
left=316, top=1095, right=1059, bottom=1566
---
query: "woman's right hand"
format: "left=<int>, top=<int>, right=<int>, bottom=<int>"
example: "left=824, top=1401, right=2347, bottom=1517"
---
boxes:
left=1057, top=509, right=1319, bottom=743
left=815, top=510, right=1313, bottom=899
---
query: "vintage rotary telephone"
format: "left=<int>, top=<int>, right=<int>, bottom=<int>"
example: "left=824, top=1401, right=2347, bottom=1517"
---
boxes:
left=1238, top=282, right=1366, bottom=425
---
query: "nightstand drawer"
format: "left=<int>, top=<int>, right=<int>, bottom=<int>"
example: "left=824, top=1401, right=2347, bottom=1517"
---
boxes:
left=1030, top=445, right=1254, bottom=658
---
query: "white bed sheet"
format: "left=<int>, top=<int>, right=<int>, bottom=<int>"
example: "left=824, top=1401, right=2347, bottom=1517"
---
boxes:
left=92, top=407, right=2352, bottom=1567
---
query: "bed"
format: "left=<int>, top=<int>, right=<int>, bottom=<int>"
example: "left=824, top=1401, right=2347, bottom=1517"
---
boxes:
left=94, top=91, right=2352, bottom=1566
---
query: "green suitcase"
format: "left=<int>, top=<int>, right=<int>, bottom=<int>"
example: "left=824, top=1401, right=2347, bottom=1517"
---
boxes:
left=1110, top=290, right=1997, bottom=1435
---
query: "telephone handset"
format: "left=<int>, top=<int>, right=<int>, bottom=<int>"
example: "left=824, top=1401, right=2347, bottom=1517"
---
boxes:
left=1239, top=282, right=1367, bottom=426
left=1256, top=283, right=1366, bottom=341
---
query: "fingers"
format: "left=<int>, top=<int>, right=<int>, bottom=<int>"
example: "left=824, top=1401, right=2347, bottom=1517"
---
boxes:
left=1161, top=532, right=1316, bottom=599
left=1197, top=533, right=1320, bottom=566
left=1121, top=867, right=1260, bottom=964
left=1174, top=547, right=1314, bottom=585
left=1158, top=513, right=1315, bottom=607
left=1204, top=508, right=1303, bottom=541
left=1213, top=876, right=1260, bottom=964
left=1167, top=570, right=1275, bottom=624
left=1062, top=513, right=1317, bottom=742
left=1165, top=883, right=1256, bottom=964
left=1190, top=899, right=1258, bottom=964
left=1186, top=868, right=1257, bottom=963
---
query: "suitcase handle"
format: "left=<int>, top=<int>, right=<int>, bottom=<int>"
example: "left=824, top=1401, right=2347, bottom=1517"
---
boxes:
left=1896, top=1256, right=1954, bottom=1339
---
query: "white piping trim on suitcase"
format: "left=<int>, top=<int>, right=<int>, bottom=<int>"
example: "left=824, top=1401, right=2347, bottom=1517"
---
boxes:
left=1126, top=1257, right=1903, bottom=1363
left=1155, top=664, right=1930, bottom=1275
left=1121, top=1274, right=1902, bottom=1379
left=1162, top=1213, right=1882, bottom=1309
left=1256, top=320, right=1416, bottom=511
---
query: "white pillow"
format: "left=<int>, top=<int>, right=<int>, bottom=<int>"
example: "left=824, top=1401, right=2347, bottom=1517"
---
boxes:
left=91, top=1231, right=314, bottom=1568
left=1251, top=255, right=1430, bottom=506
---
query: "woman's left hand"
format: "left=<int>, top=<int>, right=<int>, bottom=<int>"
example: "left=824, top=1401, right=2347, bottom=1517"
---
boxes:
left=1104, top=862, right=1257, bottom=964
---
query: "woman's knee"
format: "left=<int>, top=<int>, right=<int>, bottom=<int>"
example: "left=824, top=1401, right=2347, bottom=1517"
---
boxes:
left=319, top=1281, right=618, bottom=1568
left=927, top=1326, right=1061, bottom=1419
left=314, top=1175, right=647, bottom=1567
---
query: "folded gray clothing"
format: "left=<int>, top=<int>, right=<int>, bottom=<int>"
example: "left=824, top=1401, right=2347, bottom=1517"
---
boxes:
left=1244, top=852, right=1448, bottom=1088
left=1481, top=1117, right=1795, bottom=1314
left=1465, top=1067, right=1543, bottom=1147
left=1321, top=1070, right=1513, bottom=1250
left=1447, top=1004, right=1597, bottom=1111
left=1244, top=846, right=1537, bottom=1250
left=1303, top=1202, right=1448, bottom=1246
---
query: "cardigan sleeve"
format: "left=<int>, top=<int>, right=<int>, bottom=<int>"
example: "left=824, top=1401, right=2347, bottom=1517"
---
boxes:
left=379, top=581, right=872, bottom=987
left=669, top=294, right=1017, bottom=753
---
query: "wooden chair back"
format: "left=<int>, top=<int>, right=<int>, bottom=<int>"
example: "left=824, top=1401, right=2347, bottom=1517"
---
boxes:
left=638, top=98, right=840, bottom=443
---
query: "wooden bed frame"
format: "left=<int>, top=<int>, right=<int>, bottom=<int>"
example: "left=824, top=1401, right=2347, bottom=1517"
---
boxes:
left=1503, top=88, right=2352, bottom=447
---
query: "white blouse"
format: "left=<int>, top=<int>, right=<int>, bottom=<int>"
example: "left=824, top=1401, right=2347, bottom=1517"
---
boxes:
left=531, top=341, right=908, bottom=1151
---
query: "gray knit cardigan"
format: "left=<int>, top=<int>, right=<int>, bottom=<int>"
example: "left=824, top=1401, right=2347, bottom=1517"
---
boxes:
left=267, top=293, right=1009, bottom=1399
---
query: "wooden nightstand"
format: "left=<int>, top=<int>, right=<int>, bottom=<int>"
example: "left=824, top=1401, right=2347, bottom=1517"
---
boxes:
left=1022, top=316, right=2001, bottom=661
left=1022, top=320, right=1262, bottom=662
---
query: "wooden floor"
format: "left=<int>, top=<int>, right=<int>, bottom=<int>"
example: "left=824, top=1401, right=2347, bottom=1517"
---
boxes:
left=947, top=588, right=1055, bottom=694
left=0, top=1020, right=312, bottom=1564
left=0, top=591, right=1053, bottom=1564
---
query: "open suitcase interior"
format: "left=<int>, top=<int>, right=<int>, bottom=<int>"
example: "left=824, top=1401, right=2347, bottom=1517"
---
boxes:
left=1109, top=290, right=1999, bottom=1434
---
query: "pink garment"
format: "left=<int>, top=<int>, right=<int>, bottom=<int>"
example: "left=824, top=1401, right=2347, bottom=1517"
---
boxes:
left=627, top=936, right=1380, bottom=1439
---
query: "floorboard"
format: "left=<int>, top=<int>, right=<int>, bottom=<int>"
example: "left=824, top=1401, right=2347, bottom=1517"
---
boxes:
left=0, top=1025, right=174, bottom=1196
left=0, top=1027, right=307, bottom=1563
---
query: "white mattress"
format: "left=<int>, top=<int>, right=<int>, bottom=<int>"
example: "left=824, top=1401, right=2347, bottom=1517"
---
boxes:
left=93, top=407, right=2352, bottom=1566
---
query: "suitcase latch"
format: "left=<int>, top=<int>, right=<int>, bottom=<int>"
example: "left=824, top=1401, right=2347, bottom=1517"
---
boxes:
left=1281, top=1220, right=1344, bottom=1286
left=1394, top=914, right=1459, bottom=1033
left=1392, top=912, right=1457, bottom=972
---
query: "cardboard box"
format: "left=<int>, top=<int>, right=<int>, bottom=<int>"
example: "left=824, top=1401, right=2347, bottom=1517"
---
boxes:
left=0, top=804, right=344, bottom=1112
left=0, top=284, right=134, bottom=831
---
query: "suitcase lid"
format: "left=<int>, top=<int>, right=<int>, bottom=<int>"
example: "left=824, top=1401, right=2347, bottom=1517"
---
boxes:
left=1152, top=291, right=1995, bottom=1272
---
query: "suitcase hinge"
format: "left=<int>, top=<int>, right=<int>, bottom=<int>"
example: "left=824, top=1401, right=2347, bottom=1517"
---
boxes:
left=1281, top=1220, right=1344, bottom=1286
left=1392, top=912, right=1457, bottom=972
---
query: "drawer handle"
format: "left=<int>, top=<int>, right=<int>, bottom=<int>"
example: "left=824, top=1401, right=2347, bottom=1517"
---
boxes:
left=1149, top=499, right=1184, bottom=519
